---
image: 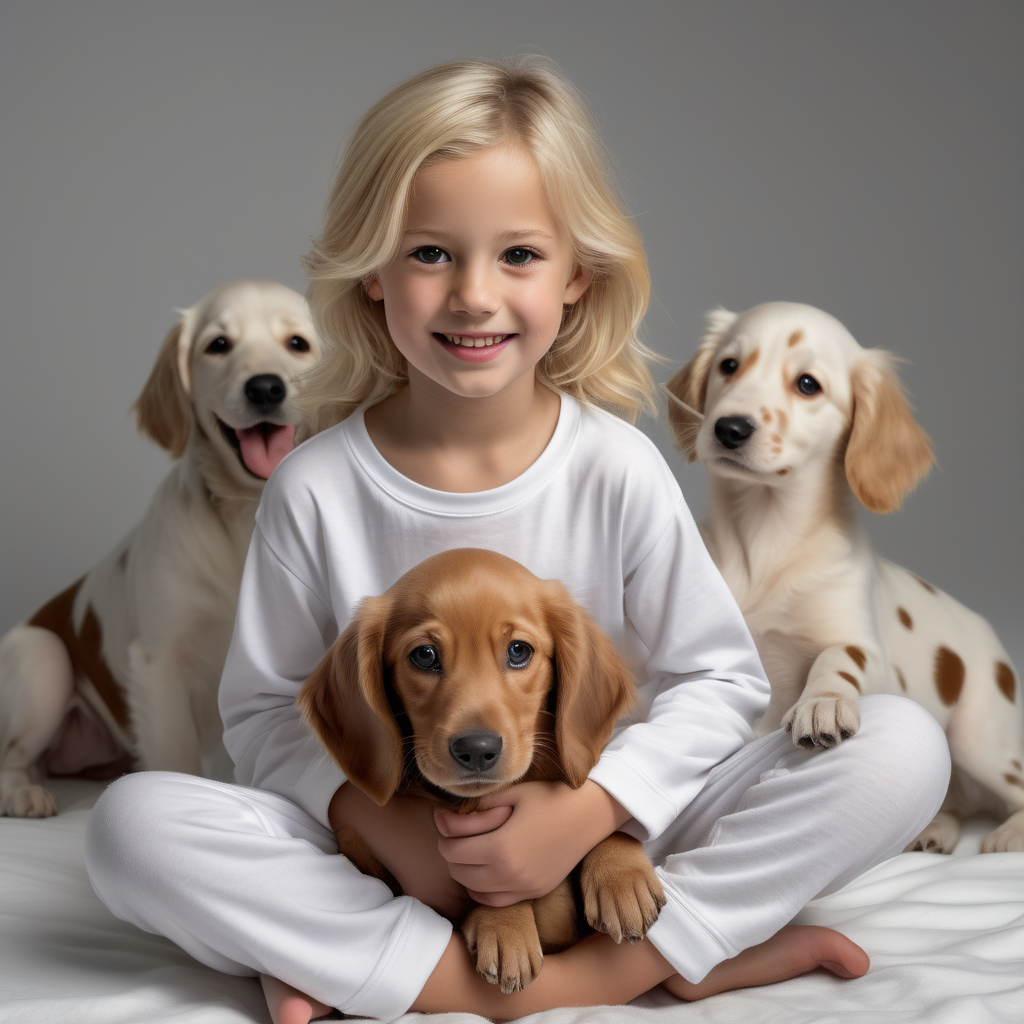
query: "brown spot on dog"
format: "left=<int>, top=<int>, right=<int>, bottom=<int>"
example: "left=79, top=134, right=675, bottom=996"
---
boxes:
left=896, top=668, right=907, bottom=691
left=934, top=646, right=965, bottom=706
left=771, top=433, right=782, bottom=445
left=777, top=468, right=789, bottom=476
left=837, top=671, right=861, bottom=693
left=996, top=661, right=1016, bottom=703
left=1004, top=774, right=1024, bottom=791
left=760, top=406, right=772, bottom=424
left=846, top=646, right=867, bottom=670
left=775, top=408, right=788, bottom=430
left=733, top=348, right=760, bottom=381
left=1013, top=760, right=1023, bottom=772
left=28, top=580, right=132, bottom=730
left=914, top=575, right=937, bottom=594
left=897, top=607, right=913, bottom=630
left=787, top=331, right=803, bottom=348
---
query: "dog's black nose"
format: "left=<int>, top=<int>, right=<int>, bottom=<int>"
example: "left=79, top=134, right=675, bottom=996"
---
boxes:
left=449, top=731, right=502, bottom=773
left=714, top=415, right=757, bottom=449
left=244, top=374, right=286, bottom=407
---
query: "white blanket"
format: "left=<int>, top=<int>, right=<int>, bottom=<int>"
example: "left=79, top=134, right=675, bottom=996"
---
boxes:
left=1, top=779, right=1021, bottom=1023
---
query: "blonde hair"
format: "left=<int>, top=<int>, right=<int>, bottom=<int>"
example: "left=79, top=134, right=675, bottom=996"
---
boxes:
left=301, top=55, right=654, bottom=435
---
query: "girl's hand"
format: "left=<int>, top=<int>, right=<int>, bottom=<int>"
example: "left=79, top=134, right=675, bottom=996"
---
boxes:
left=329, top=783, right=472, bottom=919
left=434, top=780, right=631, bottom=906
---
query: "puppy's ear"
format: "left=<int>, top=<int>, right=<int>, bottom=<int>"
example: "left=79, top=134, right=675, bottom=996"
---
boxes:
left=544, top=584, right=636, bottom=789
left=296, top=595, right=403, bottom=805
left=845, top=351, right=935, bottom=513
left=666, top=308, right=738, bottom=462
left=133, top=311, right=195, bottom=457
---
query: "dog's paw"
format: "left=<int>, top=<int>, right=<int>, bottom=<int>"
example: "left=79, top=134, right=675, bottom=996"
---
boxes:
left=782, top=693, right=860, bottom=750
left=581, top=833, right=665, bottom=944
left=1, top=783, right=58, bottom=818
left=461, top=902, right=544, bottom=993
left=904, top=811, right=960, bottom=854
left=981, top=810, right=1024, bottom=853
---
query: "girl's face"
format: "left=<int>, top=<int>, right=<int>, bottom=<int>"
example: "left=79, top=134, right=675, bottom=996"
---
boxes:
left=366, top=145, right=591, bottom=401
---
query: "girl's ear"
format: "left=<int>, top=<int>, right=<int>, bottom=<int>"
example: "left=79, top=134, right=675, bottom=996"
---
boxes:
left=364, top=275, right=384, bottom=302
left=544, top=582, right=636, bottom=789
left=133, top=311, right=196, bottom=458
left=297, top=595, right=403, bottom=806
left=845, top=351, right=935, bottom=514
left=563, top=263, right=593, bottom=305
left=666, top=307, right=738, bottom=462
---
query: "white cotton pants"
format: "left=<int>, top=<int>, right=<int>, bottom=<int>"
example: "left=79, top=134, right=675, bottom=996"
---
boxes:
left=85, top=695, right=950, bottom=1022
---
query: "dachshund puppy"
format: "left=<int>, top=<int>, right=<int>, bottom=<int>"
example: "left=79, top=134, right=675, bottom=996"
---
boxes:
left=0, top=281, right=320, bottom=816
left=298, top=548, right=665, bottom=993
left=666, top=301, right=1022, bottom=854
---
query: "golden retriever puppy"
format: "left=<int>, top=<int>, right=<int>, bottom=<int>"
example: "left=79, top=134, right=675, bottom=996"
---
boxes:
left=666, top=301, right=1022, bottom=854
left=299, top=548, right=665, bottom=993
left=0, top=280, right=321, bottom=817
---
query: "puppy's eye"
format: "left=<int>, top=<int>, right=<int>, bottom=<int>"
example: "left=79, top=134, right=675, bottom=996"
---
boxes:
left=206, top=336, right=231, bottom=355
left=796, top=374, right=821, bottom=396
left=288, top=335, right=310, bottom=353
left=409, top=645, right=441, bottom=672
left=506, top=641, right=533, bottom=668
left=719, top=358, right=739, bottom=375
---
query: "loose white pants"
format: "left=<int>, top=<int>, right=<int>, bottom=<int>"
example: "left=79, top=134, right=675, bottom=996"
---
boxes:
left=86, top=695, right=949, bottom=1021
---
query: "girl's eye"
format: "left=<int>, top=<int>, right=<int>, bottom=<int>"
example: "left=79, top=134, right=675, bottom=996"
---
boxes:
left=796, top=374, right=821, bottom=396
left=502, top=247, right=535, bottom=266
left=719, top=358, right=739, bottom=375
left=507, top=641, right=534, bottom=668
left=409, top=645, right=441, bottom=671
left=206, top=336, right=231, bottom=355
left=288, top=335, right=310, bottom=353
left=413, top=246, right=450, bottom=264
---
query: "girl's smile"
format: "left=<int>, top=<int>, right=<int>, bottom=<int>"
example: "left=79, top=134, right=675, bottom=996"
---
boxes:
left=365, top=144, right=590, bottom=400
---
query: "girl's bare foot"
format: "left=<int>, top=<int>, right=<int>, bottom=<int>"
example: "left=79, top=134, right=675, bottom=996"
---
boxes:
left=663, top=925, right=869, bottom=1001
left=260, top=974, right=333, bottom=1024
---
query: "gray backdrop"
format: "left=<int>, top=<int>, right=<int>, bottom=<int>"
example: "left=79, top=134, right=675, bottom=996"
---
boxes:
left=2, top=1, right=1021, bottom=667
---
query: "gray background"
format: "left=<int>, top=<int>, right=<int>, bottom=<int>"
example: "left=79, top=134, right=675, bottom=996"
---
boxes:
left=2, top=1, right=1021, bottom=667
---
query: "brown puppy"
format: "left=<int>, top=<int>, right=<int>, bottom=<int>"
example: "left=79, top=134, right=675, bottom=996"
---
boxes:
left=298, top=548, right=665, bottom=993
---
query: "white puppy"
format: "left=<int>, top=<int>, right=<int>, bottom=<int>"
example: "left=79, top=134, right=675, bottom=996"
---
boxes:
left=0, top=280, right=320, bottom=816
left=666, top=301, right=1022, bottom=853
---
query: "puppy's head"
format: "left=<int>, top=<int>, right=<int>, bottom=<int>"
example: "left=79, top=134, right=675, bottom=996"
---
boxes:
left=298, top=549, right=636, bottom=806
left=134, top=280, right=321, bottom=487
left=666, top=302, right=934, bottom=512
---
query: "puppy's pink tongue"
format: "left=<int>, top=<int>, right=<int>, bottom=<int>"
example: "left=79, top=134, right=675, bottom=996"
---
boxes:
left=236, top=424, right=296, bottom=479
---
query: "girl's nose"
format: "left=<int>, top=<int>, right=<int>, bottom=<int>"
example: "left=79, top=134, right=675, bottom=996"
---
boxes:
left=449, top=262, right=498, bottom=317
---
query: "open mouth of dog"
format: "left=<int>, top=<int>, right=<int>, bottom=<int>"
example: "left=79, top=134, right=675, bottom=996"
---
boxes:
left=217, top=418, right=296, bottom=479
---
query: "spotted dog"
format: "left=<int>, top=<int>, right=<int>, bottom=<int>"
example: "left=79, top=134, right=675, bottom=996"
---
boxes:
left=666, top=301, right=1022, bottom=854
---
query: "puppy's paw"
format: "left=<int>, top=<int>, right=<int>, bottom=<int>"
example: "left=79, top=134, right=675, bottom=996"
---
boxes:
left=981, top=810, right=1024, bottom=853
left=904, top=811, right=960, bottom=854
left=581, top=832, right=665, bottom=944
left=461, top=902, right=543, bottom=993
left=1, top=783, right=58, bottom=818
left=782, top=693, right=860, bottom=750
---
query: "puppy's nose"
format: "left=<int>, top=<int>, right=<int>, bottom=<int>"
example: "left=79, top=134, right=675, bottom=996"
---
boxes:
left=244, top=374, right=286, bottom=407
left=714, top=415, right=757, bottom=449
left=449, top=731, right=502, bottom=773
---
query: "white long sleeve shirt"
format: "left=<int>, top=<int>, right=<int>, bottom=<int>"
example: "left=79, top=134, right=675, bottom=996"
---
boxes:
left=219, top=393, right=770, bottom=841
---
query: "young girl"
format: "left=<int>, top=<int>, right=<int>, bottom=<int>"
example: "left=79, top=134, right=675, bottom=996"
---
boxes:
left=85, top=57, right=949, bottom=1024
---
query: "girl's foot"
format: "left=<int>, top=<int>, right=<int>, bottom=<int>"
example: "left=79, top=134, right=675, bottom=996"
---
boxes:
left=663, top=925, right=869, bottom=1001
left=260, top=974, right=333, bottom=1024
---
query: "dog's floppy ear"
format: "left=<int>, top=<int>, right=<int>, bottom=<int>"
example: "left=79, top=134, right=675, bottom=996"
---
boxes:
left=296, top=595, right=403, bottom=806
left=845, top=351, right=935, bottom=514
left=133, top=310, right=195, bottom=457
left=544, top=583, right=636, bottom=789
left=666, top=308, right=738, bottom=462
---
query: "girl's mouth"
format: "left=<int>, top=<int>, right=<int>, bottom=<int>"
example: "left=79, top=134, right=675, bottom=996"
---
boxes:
left=433, top=332, right=515, bottom=362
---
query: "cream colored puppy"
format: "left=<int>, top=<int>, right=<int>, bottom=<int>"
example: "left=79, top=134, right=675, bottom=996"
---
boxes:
left=0, top=280, right=321, bottom=816
left=667, top=301, right=1022, bottom=853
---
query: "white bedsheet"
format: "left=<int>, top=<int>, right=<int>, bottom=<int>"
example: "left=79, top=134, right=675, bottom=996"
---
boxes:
left=1, top=779, right=1021, bottom=1024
